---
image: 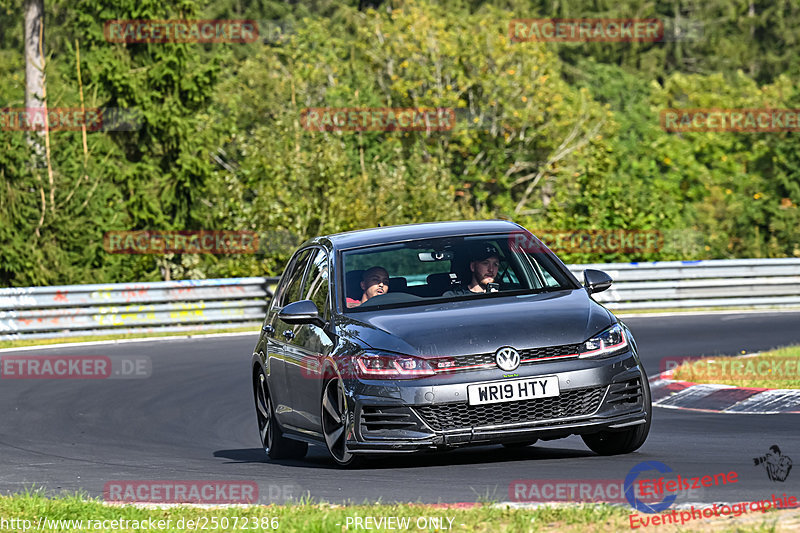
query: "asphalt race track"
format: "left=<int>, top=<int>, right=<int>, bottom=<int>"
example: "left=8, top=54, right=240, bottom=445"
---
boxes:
left=1, top=311, right=799, bottom=505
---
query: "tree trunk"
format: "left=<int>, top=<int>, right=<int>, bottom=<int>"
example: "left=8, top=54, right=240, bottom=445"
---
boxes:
left=24, top=0, right=45, bottom=158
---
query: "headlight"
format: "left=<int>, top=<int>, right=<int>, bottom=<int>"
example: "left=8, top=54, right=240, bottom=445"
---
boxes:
left=356, top=352, right=436, bottom=379
left=578, top=324, right=628, bottom=358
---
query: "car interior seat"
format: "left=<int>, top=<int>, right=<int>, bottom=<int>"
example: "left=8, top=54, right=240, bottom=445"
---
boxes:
left=344, top=269, right=365, bottom=300
left=426, top=272, right=462, bottom=296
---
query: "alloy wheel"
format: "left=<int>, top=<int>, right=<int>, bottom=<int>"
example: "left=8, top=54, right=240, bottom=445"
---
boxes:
left=321, top=377, right=354, bottom=465
left=255, top=372, right=273, bottom=452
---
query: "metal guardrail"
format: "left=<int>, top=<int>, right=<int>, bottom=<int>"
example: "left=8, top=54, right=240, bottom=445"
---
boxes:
left=0, top=278, right=278, bottom=341
left=568, top=258, right=800, bottom=310
left=1, top=258, right=799, bottom=340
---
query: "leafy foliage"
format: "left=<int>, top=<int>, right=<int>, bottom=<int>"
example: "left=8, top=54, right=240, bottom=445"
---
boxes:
left=0, top=0, right=798, bottom=286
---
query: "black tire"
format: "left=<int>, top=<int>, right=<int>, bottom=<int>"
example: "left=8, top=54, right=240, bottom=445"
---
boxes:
left=582, top=420, right=650, bottom=456
left=321, top=375, right=360, bottom=467
left=254, top=370, right=307, bottom=460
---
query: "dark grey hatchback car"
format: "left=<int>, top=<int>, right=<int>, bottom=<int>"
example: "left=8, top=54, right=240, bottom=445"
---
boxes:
left=251, top=220, right=651, bottom=466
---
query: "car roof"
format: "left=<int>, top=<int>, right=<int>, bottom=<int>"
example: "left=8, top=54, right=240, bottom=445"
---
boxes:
left=321, top=220, right=525, bottom=249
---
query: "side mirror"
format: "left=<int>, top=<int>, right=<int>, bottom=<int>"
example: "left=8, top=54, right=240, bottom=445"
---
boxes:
left=279, top=300, right=326, bottom=328
left=583, top=269, right=613, bottom=294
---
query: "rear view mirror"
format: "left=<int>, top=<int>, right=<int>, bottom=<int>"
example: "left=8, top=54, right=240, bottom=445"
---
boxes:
left=279, top=300, right=326, bottom=328
left=418, top=251, right=453, bottom=262
left=583, top=269, right=613, bottom=294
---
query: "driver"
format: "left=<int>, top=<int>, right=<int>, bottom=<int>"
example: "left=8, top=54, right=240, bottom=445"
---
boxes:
left=346, top=266, right=390, bottom=308
left=444, top=244, right=501, bottom=296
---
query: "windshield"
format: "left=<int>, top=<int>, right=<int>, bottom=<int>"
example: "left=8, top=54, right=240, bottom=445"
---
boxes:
left=341, top=232, right=579, bottom=312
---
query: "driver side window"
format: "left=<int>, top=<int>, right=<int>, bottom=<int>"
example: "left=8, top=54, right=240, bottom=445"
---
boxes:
left=274, top=249, right=311, bottom=309
left=304, top=248, right=330, bottom=320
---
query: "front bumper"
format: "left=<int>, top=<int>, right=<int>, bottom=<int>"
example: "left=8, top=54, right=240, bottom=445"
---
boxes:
left=344, top=349, right=649, bottom=454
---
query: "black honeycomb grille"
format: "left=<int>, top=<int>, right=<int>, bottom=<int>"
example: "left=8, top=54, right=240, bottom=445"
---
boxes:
left=520, top=343, right=583, bottom=359
left=415, top=386, right=606, bottom=431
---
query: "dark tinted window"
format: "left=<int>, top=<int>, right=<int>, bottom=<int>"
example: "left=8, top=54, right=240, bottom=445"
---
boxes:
left=304, top=248, right=330, bottom=319
left=275, top=249, right=311, bottom=308
left=342, top=232, right=578, bottom=312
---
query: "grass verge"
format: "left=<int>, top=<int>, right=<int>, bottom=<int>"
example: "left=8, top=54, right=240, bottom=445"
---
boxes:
left=1, top=493, right=799, bottom=533
left=672, top=345, right=800, bottom=388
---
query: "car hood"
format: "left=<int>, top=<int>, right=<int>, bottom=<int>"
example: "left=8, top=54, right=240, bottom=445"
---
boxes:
left=338, top=289, right=614, bottom=358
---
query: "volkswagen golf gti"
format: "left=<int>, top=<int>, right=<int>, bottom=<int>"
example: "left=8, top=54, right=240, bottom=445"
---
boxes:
left=251, top=220, right=651, bottom=466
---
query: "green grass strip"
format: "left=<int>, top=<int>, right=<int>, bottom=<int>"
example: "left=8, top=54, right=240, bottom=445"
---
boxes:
left=2, top=491, right=798, bottom=532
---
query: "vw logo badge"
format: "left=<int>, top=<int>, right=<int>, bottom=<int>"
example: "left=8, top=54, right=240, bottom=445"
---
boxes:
left=495, top=347, right=520, bottom=371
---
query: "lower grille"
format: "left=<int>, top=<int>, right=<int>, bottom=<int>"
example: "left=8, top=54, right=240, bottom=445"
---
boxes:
left=415, top=387, right=606, bottom=431
left=607, top=378, right=643, bottom=406
left=360, top=406, right=420, bottom=436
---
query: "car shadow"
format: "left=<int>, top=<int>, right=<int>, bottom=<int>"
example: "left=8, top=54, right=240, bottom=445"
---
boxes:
left=214, top=444, right=593, bottom=469
left=213, top=448, right=270, bottom=463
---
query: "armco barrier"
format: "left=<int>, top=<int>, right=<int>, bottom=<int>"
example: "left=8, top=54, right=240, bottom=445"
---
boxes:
left=1, top=259, right=799, bottom=341
left=0, top=278, right=278, bottom=341
left=568, top=258, right=800, bottom=310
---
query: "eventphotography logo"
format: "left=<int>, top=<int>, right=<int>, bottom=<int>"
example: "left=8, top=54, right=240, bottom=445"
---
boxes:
left=300, top=107, right=455, bottom=132
left=629, top=494, right=798, bottom=529
left=624, top=461, right=677, bottom=514
left=1, top=355, right=151, bottom=379
left=510, top=18, right=663, bottom=42
left=104, top=20, right=259, bottom=43
left=753, top=445, right=793, bottom=482
left=660, top=108, right=800, bottom=132
left=625, top=461, right=739, bottom=515
left=103, top=230, right=258, bottom=254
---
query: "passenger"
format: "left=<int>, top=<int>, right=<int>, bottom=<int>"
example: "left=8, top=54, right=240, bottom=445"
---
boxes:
left=444, top=244, right=501, bottom=296
left=346, top=266, right=390, bottom=308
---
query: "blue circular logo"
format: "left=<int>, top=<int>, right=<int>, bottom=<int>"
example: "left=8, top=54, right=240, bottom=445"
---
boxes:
left=624, top=461, right=676, bottom=513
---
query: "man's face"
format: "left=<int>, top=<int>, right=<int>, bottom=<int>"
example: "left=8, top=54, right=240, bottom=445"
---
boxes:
left=471, top=256, right=499, bottom=287
left=361, top=269, right=389, bottom=300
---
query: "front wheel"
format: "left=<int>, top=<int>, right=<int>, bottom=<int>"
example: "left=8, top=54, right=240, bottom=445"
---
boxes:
left=321, top=376, right=359, bottom=467
left=254, top=370, right=307, bottom=460
left=581, top=419, right=650, bottom=455
left=583, top=373, right=652, bottom=455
